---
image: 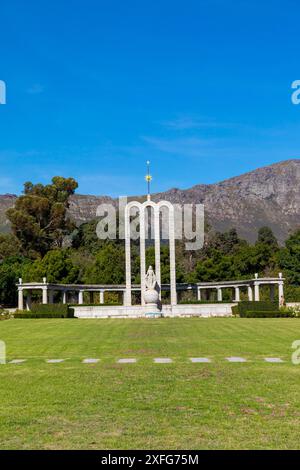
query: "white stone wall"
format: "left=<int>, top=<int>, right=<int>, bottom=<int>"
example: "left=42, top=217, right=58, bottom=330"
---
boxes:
left=73, top=303, right=236, bottom=319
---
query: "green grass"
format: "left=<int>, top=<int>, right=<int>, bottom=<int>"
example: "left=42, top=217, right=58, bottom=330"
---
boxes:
left=0, top=318, right=300, bottom=449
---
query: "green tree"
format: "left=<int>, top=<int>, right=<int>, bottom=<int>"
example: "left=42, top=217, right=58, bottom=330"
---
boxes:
left=7, top=176, right=78, bottom=257
left=279, top=229, right=300, bottom=285
left=189, top=227, right=280, bottom=283
left=23, top=249, right=79, bottom=283
left=189, top=250, right=237, bottom=282
left=72, top=220, right=102, bottom=253
left=257, top=226, right=278, bottom=248
left=72, top=212, right=124, bottom=253
left=0, top=256, right=30, bottom=306
left=84, top=244, right=125, bottom=284
left=202, top=228, right=247, bottom=258
left=0, top=234, right=21, bottom=261
left=254, top=227, right=279, bottom=275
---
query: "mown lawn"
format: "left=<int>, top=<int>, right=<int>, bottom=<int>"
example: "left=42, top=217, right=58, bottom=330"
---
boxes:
left=0, top=317, right=300, bottom=449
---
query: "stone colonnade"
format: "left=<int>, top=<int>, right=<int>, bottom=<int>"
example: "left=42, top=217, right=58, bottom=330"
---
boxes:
left=16, top=275, right=285, bottom=310
left=17, top=278, right=127, bottom=310
left=196, top=273, right=284, bottom=303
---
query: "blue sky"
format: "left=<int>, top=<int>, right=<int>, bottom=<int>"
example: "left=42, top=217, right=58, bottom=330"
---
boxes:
left=0, top=0, right=299, bottom=196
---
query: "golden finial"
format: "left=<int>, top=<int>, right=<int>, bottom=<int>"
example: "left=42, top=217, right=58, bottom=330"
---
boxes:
left=145, top=160, right=152, bottom=200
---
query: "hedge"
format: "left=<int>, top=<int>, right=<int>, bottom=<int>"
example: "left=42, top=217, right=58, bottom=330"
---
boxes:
left=232, top=301, right=279, bottom=317
left=241, top=310, right=294, bottom=318
left=179, top=300, right=234, bottom=305
left=14, top=312, right=74, bottom=318
left=71, top=303, right=122, bottom=307
left=14, top=303, right=74, bottom=318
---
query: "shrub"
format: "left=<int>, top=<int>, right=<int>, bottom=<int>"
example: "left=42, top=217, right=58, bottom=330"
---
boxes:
left=280, top=306, right=300, bottom=318
left=14, top=303, right=74, bottom=318
left=232, top=301, right=279, bottom=316
left=0, top=308, right=11, bottom=320
left=241, top=310, right=294, bottom=318
left=178, top=300, right=232, bottom=305
left=231, top=305, right=239, bottom=316
left=72, top=303, right=122, bottom=307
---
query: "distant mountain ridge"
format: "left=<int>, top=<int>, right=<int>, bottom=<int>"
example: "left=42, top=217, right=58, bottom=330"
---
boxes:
left=0, top=159, right=299, bottom=243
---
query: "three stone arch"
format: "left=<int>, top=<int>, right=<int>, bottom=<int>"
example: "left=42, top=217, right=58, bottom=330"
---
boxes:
left=124, top=199, right=177, bottom=307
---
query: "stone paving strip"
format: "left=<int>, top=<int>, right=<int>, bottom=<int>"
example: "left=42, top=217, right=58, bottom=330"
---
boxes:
left=154, top=358, right=173, bottom=363
left=190, top=357, right=211, bottom=363
left=264, top=358, right=284, bottom=363
left=46, top=359, right=65, bottom=363
left=117, top=358, right=137, bottom=363
left=2, top=357, right=289, bottom=365
left=226, top=357, right=247, bottom=362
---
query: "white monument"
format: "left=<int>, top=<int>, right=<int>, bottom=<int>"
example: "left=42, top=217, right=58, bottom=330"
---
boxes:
left=124, top=162, right=177, bottom=311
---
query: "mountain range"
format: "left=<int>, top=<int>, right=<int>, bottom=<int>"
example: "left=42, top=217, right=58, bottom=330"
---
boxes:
left=0, top=159, right=299, bottom=244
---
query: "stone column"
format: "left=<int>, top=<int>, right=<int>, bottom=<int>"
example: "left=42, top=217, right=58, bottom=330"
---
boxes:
left=99, top=290, right=104, bottom=304
left=140, top=207, right=146, bottom=306
left=154, top=206, right=161, bottom=300
left=78, top=290, right=84, bottom=305
left=125, top=205, right=132, bottom=306
left=26, top=292, right=32, bottom=311
left=254, top=282, right=260, bottom=301
left=234, top=287, right=240, bottom=302
left=217, top=288, right=222, bottom=302
left=62, top=291, right=67, bottom=304
left=278, top=281, right=284, bottom=303
left=18, top=288, right=24, bottom=310
left=248, top=286, right=253, bottom=301
left=42, top=287, right=48, bottom=304
left=168, top=205, right=177, bottom=305
left=197, top=287, right=201, bottom=301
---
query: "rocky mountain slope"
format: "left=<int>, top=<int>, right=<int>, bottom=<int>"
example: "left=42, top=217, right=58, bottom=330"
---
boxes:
left=0, top=159, right=299, bottom=243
